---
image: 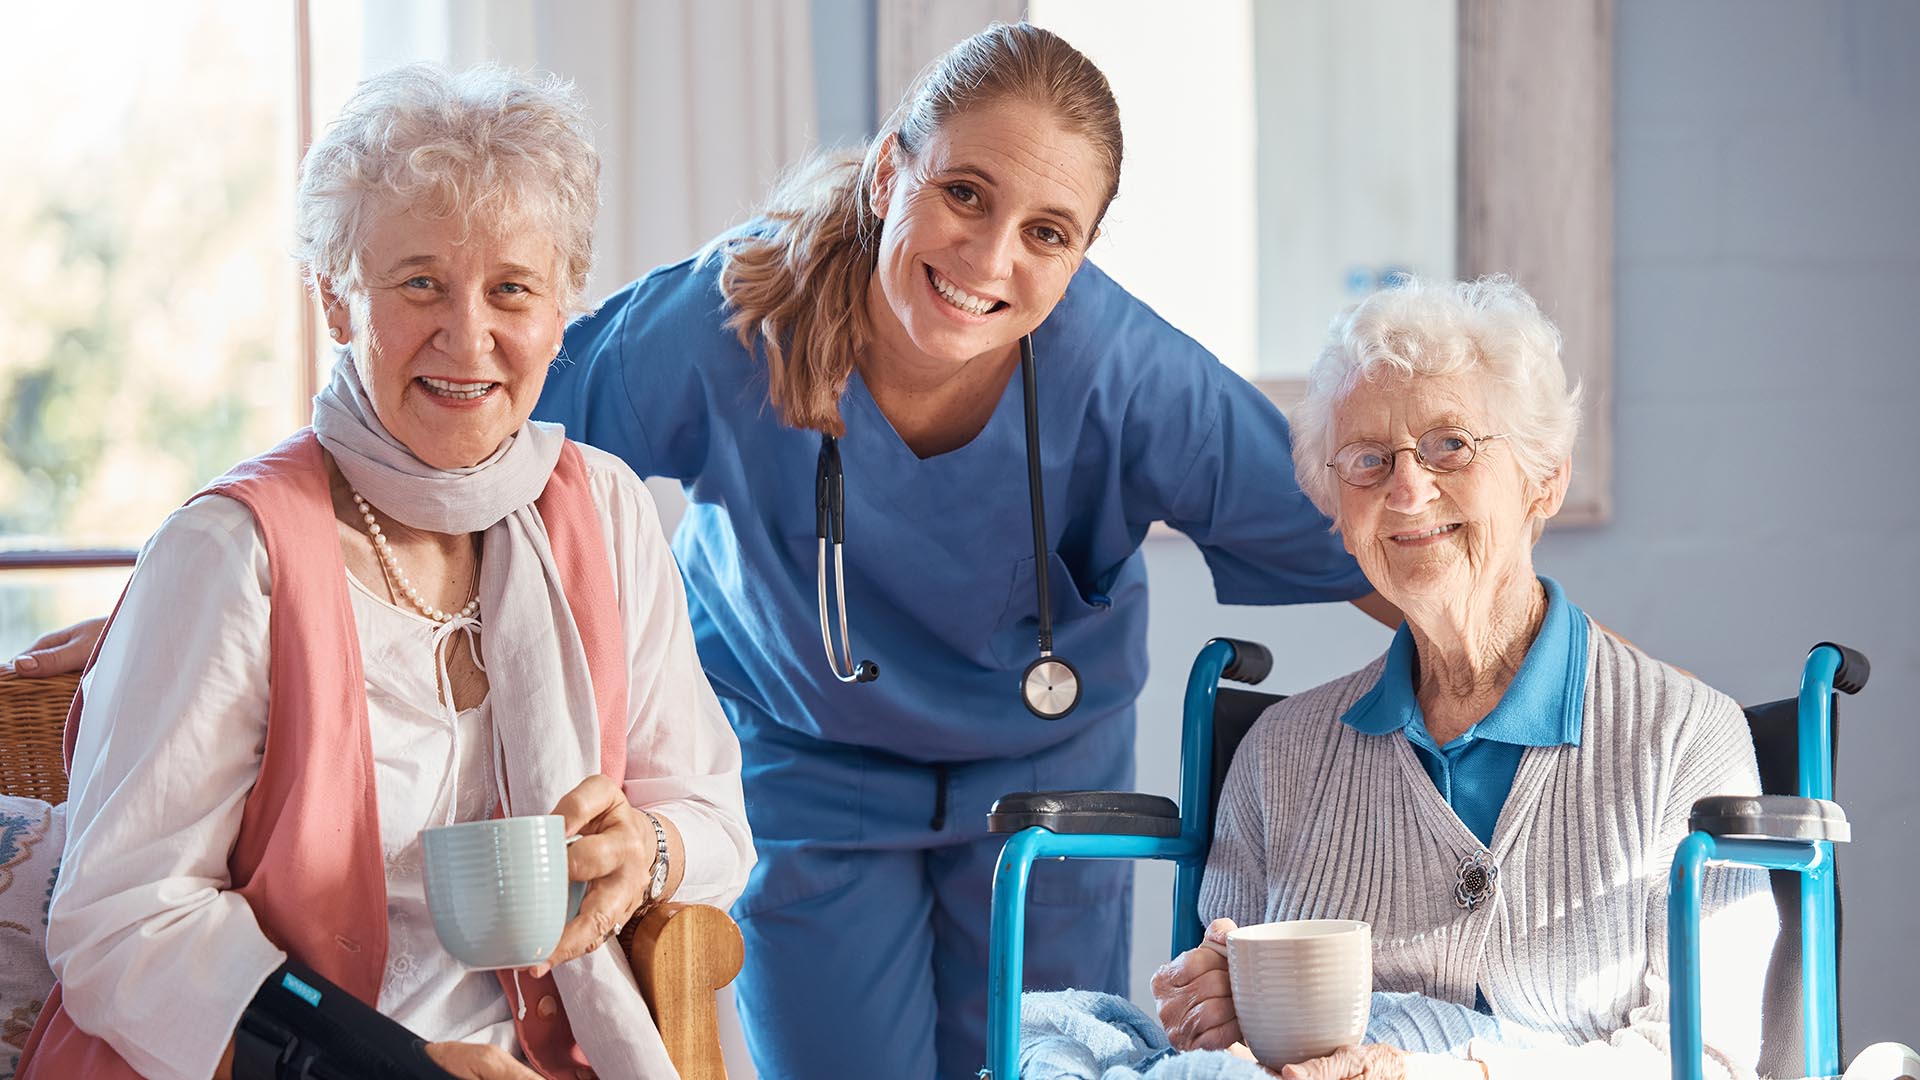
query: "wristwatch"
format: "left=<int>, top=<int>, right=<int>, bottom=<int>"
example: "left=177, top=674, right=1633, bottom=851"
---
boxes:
left=637, top=808, right=670, bottom=916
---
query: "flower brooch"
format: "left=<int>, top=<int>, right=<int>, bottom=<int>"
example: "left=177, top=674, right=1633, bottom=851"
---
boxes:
left=1454, top=849, right=1499, bottom=912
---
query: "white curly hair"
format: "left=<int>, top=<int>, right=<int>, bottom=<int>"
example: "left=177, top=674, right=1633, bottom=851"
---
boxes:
left=1290, top=275, right=1581, bottom=524
left=293, top=63, right=600, bottom=316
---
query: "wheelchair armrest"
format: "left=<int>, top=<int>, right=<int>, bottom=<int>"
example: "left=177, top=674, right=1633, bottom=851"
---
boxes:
left=987, top=790, right=1180, bottom=837
left=622, top=902, right=743, bottom=1080
left=1690, top=794, right=1851, bottom=843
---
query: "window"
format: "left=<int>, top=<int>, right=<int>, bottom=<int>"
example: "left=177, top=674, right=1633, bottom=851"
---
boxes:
left=0, top=2, right=338, bottom=653
left=0, top=3, right=827, bottom=655
left=1025, top=1, right=1612, bottom=522
left=1027, top=0, right=1458, bottom=390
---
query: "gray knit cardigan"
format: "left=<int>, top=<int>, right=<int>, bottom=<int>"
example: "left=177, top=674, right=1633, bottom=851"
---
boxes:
left=1199, top=620, right=1780, bottom=1079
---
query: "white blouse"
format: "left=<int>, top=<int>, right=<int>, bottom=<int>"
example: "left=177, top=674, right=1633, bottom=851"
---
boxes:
left=46, top=442, right=755, bottom=1080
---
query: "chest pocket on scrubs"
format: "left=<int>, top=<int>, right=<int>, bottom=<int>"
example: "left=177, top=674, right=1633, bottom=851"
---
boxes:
left=990, top=550, right=1110, bottom=669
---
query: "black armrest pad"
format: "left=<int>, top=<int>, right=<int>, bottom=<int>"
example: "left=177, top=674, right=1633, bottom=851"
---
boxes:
left=1691, top=794, right=1851, bottom=842
left=988, top=790, right=1181, bottom=837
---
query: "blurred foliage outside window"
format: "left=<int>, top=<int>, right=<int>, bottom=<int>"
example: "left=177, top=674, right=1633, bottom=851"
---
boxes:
left=0, top=3, right=315, bottom=654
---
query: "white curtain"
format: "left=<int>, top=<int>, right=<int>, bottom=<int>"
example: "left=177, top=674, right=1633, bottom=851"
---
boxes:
left=358, top=0, right=818, bottom=301
left=874, top=0, right=1025, bottom=121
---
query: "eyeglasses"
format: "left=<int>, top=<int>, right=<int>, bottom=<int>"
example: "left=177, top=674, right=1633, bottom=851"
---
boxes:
left=1326, top=426, right=1509, bottom=488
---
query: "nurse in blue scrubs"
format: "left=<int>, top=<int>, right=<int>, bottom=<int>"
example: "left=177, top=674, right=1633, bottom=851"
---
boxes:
left=537, top=24, right=1393, bottom=1080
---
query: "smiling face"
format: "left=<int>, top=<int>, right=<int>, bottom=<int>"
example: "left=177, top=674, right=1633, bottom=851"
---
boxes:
left=864, top=97, right=1110, bottom=370
left=320, top=208, right=565, bottom=469
left=1331, top=370, right=1562, bottom=613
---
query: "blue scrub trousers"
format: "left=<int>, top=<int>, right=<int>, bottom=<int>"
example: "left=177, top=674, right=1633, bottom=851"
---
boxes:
left=727, top=703, right=1134, bottom=1080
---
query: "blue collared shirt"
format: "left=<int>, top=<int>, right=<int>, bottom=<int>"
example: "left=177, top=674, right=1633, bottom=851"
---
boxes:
left=1338, top=576, right=1589, bottom=848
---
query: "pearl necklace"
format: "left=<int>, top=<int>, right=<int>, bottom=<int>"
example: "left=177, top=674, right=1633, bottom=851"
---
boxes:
left=351, top=491, right=480, bottom=624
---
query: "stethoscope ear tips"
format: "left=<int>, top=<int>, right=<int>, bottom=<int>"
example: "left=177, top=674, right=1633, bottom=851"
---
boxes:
left=854, top=660, right=880, bottom=683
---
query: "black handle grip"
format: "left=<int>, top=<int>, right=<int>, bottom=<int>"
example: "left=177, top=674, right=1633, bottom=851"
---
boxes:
left=1211, top=638, right=1272, bottom=685
left=1813, top=641, right=1870, bottom=695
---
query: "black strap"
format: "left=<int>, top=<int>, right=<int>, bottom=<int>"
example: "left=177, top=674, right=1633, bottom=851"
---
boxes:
left=930, top=762, right=952, bottom=831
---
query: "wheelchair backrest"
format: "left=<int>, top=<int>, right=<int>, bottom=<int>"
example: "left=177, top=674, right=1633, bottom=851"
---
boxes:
left=1745, top=695, right=1843, bottom=1078
left=1206, top=687, right=1285, bottom=854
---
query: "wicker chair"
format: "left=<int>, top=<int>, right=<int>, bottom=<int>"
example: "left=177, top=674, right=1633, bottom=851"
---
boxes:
left=0, top=671, right=77, bottom=804
left=0, top=670, right=741, bottom=1079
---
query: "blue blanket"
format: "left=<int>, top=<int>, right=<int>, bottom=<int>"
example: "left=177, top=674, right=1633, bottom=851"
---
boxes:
left=1018, top=989, right=1540, bottom=1080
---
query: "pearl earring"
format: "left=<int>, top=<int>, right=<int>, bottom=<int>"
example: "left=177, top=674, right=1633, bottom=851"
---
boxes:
left=327, top=326, right=343, bottom=342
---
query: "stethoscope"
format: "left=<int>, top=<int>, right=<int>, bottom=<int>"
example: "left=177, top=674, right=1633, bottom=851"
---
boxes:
left=816, top=334, right=1082, bottom=720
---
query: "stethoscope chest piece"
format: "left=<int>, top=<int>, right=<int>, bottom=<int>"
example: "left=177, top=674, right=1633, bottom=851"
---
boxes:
left=1021, top=654, right=1081, bottom=720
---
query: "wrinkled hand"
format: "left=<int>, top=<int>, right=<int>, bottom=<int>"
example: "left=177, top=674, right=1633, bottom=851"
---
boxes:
left=3, top=616, right=106, bottom=677
left=1280, top=1044, right=1409, bottom=1079
left=527, top=774, right=655, bottom=978
left=1280, top=1045, right=1483, bottom=1080
left=425, top=1040, right=543, bottom=1079
left=1152, top=917, right=1242, bottom=1051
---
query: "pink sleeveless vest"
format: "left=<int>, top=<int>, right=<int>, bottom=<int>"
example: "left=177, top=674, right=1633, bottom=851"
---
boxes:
left=21, top=430, right=629, bottom=1079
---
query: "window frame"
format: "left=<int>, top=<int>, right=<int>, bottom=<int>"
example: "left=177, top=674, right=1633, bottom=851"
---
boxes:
left=1225, top=1, right=1616, bottom=529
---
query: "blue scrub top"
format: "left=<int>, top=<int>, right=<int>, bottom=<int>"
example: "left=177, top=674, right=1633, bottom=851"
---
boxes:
left=536, top=251, right=1371, bottom=763
left=1337, top=576, right=1589, bottom=845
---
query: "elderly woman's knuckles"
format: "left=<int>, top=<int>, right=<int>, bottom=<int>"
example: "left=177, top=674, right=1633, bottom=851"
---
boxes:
left=1150, top=960, right=1183, bottom=993
left=1152, top=984, right=1185, bottom=1020
left=554, top=774, right=622, bottom=817
left=1169, top=996, right=1234, bottom=1049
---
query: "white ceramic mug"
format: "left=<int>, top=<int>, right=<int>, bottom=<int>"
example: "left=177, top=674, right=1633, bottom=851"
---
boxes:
left=1227, top=919, right=1372, bottom=1068
left=421, top=814, right=574, bottom=970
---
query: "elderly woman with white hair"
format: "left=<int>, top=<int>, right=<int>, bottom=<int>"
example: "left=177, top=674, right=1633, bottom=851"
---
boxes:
left=18, top=65, right=752, bottom=1080
left=1150, top=277, right=1779, bottom=1080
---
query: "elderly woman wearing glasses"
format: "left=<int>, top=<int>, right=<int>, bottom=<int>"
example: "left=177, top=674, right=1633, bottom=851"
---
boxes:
left=1150, top=277, right=1779, bottom=1079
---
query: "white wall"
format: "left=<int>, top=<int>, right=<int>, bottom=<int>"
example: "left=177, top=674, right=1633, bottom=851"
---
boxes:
left=1125, top=0, right=1920, bottom=1054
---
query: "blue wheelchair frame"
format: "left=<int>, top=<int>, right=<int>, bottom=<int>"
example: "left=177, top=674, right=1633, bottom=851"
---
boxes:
left=1669, top=643, right=1866, bottom=1080
left=982, top=637, right=1263, bottom=1080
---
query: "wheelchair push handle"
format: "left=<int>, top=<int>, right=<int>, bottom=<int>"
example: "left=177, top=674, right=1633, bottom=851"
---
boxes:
left=1812, top=641, right=1869, bottom=695
left=1208, top=637, right=1272, bottom=685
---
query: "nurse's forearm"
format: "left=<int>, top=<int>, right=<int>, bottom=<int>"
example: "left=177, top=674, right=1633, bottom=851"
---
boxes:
left=1351, top=591, right=1401, bottom=628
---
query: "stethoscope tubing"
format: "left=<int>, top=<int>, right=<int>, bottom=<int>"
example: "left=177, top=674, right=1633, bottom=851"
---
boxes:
left=814, top=333, right=1075, bottom=713
left=1019, top=335, right=1056, bottom=658
left=816, top=434, right=875, bottom=683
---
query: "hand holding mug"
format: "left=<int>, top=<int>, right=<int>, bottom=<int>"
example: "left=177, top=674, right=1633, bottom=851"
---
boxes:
left=1152, top=917, right=1242, bottom=1051
left=529, top=774, right=679, bottom=978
